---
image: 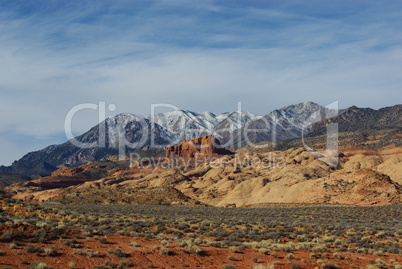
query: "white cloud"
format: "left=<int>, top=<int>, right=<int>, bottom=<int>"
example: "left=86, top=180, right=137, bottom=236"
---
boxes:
left=0, top=1, right=401, bottom=165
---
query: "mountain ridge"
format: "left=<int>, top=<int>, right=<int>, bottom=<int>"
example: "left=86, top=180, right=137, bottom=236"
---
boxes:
left=1, top=102, right=400, bottom=177
left=309, top=104, right=402, bottom=136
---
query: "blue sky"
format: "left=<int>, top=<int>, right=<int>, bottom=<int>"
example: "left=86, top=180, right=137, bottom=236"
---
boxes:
left=0, top=0, right=401, bottom=165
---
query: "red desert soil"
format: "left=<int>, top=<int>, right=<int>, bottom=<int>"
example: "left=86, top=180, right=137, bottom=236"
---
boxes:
left=1, top=224, right=400, bottom=269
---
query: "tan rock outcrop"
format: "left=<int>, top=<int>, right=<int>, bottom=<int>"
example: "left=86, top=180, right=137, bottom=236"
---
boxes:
left=5, top=145, right=402, bottom=207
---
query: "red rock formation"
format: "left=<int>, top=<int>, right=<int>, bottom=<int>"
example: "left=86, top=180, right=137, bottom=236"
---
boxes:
left=51, top=165, right=93, bottom=177
left=166, top=135, right=232, bottom=159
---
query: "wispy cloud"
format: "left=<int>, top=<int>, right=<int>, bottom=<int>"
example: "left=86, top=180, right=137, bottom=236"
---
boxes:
left=0, top=0, right=401, bottom=164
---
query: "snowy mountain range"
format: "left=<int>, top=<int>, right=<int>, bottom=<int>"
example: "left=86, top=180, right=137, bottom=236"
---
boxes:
left=1, top=101, right=332, bottom=175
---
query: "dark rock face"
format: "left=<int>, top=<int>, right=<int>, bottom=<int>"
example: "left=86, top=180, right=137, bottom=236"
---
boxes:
left=165, top=135, right=233, bottom=159
left=0, top=172, right=32, bottom=187
left=309, top=104, right=402, bottom=136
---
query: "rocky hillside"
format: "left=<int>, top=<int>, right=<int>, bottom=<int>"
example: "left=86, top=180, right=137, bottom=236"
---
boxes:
left=5, top=142, right=401, bottom=207
left=1, top=102, right=400, bottom=177
left=309, top=104, right=402, bottom=136
left=0, top=172, right=32, bottom=187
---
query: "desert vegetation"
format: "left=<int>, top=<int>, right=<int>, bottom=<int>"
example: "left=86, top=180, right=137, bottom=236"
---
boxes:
left=1, top=195, right=401, bottom=268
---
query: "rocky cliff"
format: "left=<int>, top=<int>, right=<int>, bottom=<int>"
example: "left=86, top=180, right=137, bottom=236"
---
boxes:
left=165, top=135, right=233, bottom=159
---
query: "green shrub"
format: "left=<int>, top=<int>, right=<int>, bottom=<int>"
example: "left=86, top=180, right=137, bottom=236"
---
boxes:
left=129, top=241, right=138, bottom=247
left=312, top=246, right=327, bottom=252
left=26, top=244, right=43, bottom=254
left=1, top=231, right=13, bottom=242
left=228, top=246, right=237, bottom=253
left=254, top=265, right=274, bottom=269
left=44, top=247, right=58, bottom=257
left=286, top=253, right=295, bottom=260
left=290, top=263, right=300, bottom=269
left=160, top=247, right=169, bottom=255
left=333, top=252, right=342, bottom=259
left=228, top=255, right=235, bottom=261
left=190, top=245, right=202, bottom=255
left=112, top=248, right=127, bottom=258
left=28, top=261, right=52, bottom=269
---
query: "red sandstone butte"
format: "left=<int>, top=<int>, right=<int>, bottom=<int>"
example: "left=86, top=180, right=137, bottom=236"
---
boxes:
left=165, top=135, right=232, bottom=159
